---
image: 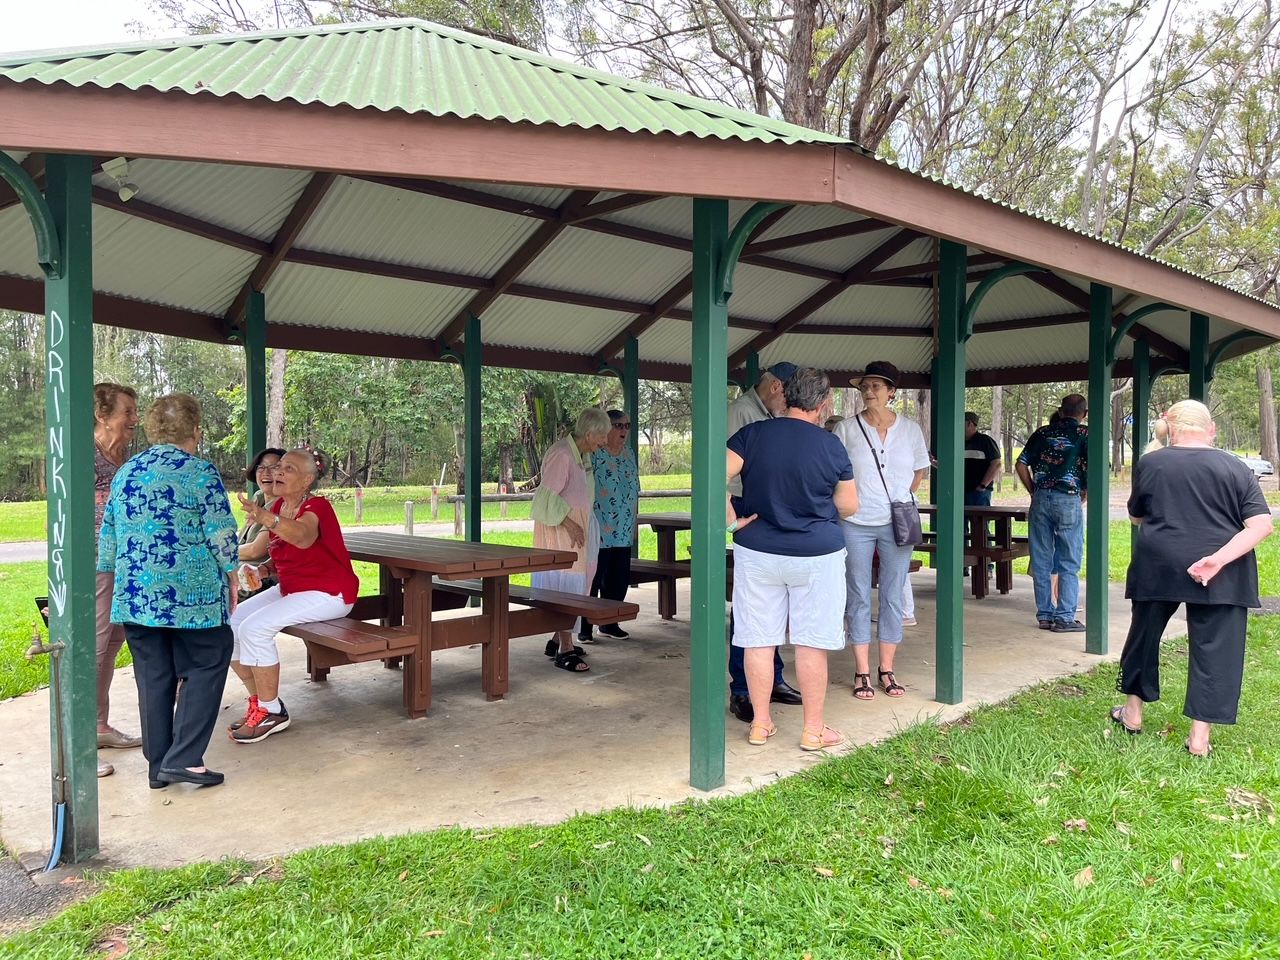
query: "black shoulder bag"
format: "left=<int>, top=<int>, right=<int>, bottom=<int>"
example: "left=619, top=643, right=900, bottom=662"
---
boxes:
left=856, top=416, right=923, bottom=547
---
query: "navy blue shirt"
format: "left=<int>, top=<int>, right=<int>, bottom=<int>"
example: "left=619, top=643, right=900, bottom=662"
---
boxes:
left=728, top=418, right=853, bottom=557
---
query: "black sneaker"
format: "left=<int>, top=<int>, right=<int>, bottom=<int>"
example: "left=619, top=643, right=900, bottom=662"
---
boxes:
left=1051, top=619, right=1086, bottom=633
left=599, top=624, right=629, bottom=639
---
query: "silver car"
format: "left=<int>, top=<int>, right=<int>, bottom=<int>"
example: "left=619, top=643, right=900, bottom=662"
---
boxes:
left=1235, top=454, right=1274, bottom=478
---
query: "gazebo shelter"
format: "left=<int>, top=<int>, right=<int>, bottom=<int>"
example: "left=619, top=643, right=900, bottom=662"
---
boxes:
left=3, top=20, right=1278, bottom=866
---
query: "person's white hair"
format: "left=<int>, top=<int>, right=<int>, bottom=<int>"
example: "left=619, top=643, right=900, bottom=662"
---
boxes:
left=1165, top=399, right=1213, bottom=444
left=572, top=407, right=611, bottom=440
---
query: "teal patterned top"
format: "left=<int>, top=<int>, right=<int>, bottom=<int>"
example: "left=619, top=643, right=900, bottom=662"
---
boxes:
left=97, top=444, right=239, bottom=629
left=591, top=446, right=640, bottom=548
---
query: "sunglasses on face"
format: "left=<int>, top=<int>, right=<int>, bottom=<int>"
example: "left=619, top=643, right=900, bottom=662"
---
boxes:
left=613, top=422, right=631, bottom=430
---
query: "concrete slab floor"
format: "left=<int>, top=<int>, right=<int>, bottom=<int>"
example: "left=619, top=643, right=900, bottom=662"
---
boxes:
left=0, top=574, right=1182, bottom=872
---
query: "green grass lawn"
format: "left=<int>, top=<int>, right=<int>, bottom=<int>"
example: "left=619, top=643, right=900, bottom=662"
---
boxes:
left=6, top=619, right=1280, bottom=958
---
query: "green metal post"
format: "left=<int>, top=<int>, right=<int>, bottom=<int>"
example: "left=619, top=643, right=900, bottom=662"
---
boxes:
left=245, top=291, right=267, bottom=489
left=44, top=154, right=99, bottom=863
left=1086, top=284, right=1113, bottom=655
left=464, top=313, right=482, bottom=543
left=745, top=351, right=760, bottom=391
left=1130, top=337, right=1150, bottom=553
left=1189, top=313, right=1209, bottom=402
left=935, top=241, right=966, bottom=704
left=689, top=199, right=729, bottom=790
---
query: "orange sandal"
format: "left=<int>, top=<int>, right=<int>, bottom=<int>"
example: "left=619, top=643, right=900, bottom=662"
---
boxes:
left=748, top=721, right=777, bottom=746
left=800, top=726, right=845, bottom=752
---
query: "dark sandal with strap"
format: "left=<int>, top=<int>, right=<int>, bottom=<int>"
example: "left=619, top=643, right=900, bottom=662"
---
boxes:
left=553, top=651, right=590, bottom=672
left=1109, top=705, right=1141, bottom=735
left=545, top=639, right=587, bottom=658
left=853, top=673, right=875, bottom=700
left=878, top=669, right=905, bottom=697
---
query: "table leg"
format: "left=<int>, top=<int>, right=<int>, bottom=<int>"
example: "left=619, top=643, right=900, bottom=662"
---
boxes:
left=401, top=573, right=434, bottom=718
left=995, top=517, right=1014, bottom=594
left=481, top=577, right=510, bottom=701
left=657, top=527, right=677, bottom=620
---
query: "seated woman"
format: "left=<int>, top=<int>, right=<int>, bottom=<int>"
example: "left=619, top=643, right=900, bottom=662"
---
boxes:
left=238, top=447, right=285, bottom=564
left=230, top=448, right=359, bottom=743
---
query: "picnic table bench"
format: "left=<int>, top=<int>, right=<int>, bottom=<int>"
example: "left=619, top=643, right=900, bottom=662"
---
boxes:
left=279, top=532, right=637, bottom=719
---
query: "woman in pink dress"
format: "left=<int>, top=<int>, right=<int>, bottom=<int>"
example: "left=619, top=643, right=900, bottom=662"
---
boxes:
left=531, top=408, right=611, bottom=672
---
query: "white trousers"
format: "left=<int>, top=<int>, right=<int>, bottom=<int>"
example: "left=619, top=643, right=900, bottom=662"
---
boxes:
left=229, top=585, right=352, bottom=667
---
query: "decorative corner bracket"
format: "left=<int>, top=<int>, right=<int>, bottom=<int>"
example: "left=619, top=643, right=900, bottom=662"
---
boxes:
left=1105, top=303, right=1178, bottom=365
left=714, top=202, right=788, bottom=306
left=0, top=153, right=61, bottom=279
left=962, top=262, right=1044, bottom=343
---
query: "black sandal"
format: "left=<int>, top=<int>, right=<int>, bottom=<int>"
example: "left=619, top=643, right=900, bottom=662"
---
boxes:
left=545, top=639, right=587, bottom=658
left=553, top=651, right=590, bottom=672
left=1109, top=705, right=1141, bottom=735
left=853, top=673, right=875, bottom=700
left=878, top=669, right=905, bottom=697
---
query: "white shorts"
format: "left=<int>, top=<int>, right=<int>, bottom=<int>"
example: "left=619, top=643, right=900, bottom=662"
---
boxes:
left=731, top=544, right=847, bottom=651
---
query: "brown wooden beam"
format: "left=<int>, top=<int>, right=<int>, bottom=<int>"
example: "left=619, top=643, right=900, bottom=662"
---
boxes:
left=861, top=251, right=1007, bottom=284
left=1028, top=272, right=1189, bottom=365
left=91, top=187, right=271, bottom=256
left=436, top=189, right=599, bottom=346
left=360, top=175, right=560, bottom=221
left=729, top=229, right=921, bottom=366
left=226, top=172, right=337, bottom=327
left=567, top=192, right=661, bottom=223
left=0, top=274, right=225, bottom=342
left=741, top=217, right=893, bottom=255
left=787, top=323, right=930, bottom=337
left=971, top=312, right=1087, bottom=334
left=286, top=248, right=489, bottom=291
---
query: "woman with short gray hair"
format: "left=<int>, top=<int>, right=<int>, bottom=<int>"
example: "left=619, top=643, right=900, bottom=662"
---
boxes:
left=531, top=407, right=611, bottom=672
left=728, top=367, right=858, bottom=751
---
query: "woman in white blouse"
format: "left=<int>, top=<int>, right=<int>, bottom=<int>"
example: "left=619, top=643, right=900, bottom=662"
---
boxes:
left=832, top=361, right=930, bottom=700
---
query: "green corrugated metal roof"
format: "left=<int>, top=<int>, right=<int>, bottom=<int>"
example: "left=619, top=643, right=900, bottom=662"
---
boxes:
left=0, top=19, right=850, bottom=146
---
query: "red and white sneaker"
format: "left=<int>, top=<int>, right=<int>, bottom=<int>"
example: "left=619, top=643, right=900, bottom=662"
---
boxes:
left=230, top=700, right=291, bottom=743
left=228, top=695, right=260, bottom=732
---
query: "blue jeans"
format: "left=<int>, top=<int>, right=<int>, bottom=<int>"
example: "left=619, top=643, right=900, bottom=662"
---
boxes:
left=843, top=522, right=914, bottom=645
left=1028, top=489, right=1083, bottom=623
left=728, top=612, right=784, bottom=697
left=964, top=489, right=992, bottom=507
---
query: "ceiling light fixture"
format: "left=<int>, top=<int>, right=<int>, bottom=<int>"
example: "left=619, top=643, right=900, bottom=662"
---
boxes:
left=101, top=156, right=139, bottom=203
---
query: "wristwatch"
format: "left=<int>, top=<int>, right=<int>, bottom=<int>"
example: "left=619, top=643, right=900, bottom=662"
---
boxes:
left=270, top=513, right=282, bottom=530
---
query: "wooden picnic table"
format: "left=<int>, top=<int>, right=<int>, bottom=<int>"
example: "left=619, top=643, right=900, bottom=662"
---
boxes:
left=917, top=504, right=1030, bottom=598
left=342, top=532, right=575, bottom=715
left=636, top=512, right=694, bottom=619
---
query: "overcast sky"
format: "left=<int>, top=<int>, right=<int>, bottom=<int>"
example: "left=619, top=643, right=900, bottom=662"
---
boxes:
left=4, top=0, right=160, bottom=53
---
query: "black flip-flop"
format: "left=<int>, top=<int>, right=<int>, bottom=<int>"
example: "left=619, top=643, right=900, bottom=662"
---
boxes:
left=1184, top=739, right=1213, bottom=758
left=1109, top=705, right=1142, bottom=735
left=552, top=651, right=590, bottom=672
left=545, top=639, right=587, bottom=658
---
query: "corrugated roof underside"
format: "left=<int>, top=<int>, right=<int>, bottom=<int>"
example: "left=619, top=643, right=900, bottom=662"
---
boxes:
left=520, top=230, right=690, bottom=304
left=764, top=334, right=935, bottom=375
left=298, top=177, right=539, bottom=278
left=0, top=22, right=847, bottom=144
left=265, top=263, right=471, bottom=338
left=479, top=296, right=628, bottom=352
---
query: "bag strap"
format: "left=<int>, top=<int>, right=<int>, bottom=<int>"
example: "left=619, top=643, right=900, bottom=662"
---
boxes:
left=855, top=415, right=916, bottom=505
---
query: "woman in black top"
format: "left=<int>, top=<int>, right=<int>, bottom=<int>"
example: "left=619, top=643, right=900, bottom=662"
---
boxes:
left=1113, top=400, right=1272, bottom=756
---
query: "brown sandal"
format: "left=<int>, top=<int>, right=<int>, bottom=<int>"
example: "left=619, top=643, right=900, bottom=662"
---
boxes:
left=853, top=673, right=875, bottom=700
left=878, top=669, right=905, bottom=697
left=747, top=721, right=777, bottom=746
left=800, top=726, right=845, bottom=751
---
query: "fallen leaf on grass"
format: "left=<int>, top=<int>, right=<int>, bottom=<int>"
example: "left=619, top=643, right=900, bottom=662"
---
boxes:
left=814, top=866, right=834, bottom=878
left=936, top=887, right=953, bottom=899
left=1114, top=822, right=1132, bottom=836
left=1141, top=876, right=1157, bottom=887
left=878, top=836, right=896, bottom=859
left=1205, top=813, right=1231, bottom=823
left=423, top=930, right=445, bottom=938
left=1034, top=796, right=1050, bottom=807
left=398, top=870, right=409, bottom=882
left=1231, top=853, right=1250, bottom=861
left=1063, top=819, right=1088, bottom=833
left=60, top=875, right=84, bottom=885
left=1226, top=788, right=1274, bottom=817
left=641, top=863, right=654, bottom=874
left=1041, top=835, right=1060, bottom=846
left=907, top=876, right=922, bottom=889
left=94, top=939, right=128, bottom=959
left=1073, top=866, right=1094, bottom=889
left=473, top=833, right=495, bottom=842
left=884, top=773, right=895, bottom=786
left=1171, top=856, right=1184, bottom=875
left=593, top=841, right=615, bottom=850
left=529, top=840, right=545, bottom=849
left=635, top=834, right=653, bottom=847
left=1158, top=723, right=1175, bottom=740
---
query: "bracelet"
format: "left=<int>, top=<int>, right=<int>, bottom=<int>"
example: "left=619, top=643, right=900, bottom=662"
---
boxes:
left=727, top=520, right=738, bottom=533
left=270, top=513, right=282, bottom=529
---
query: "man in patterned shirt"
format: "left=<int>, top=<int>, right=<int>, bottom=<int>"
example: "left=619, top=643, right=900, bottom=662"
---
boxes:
left=1016, top=394, right=1089, bottom=633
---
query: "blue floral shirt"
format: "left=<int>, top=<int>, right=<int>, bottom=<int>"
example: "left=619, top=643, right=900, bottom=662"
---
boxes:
left=97, top=444, right=239, bottom=629
left=591, top=446, right=640, bottom=548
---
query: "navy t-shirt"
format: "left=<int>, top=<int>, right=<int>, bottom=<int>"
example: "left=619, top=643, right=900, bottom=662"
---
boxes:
left=727, top=418, right=854, bottom=557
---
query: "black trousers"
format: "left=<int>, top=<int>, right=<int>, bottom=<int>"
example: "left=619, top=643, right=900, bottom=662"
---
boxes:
left=124, top=623, right=233, bottom=780
left=1118, top=600, right=1248, bottom=724
left=581, top=546, right=632, bottom=633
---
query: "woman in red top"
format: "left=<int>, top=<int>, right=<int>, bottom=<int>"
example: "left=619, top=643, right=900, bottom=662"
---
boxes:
left=229, top=448, right=358, bottom=743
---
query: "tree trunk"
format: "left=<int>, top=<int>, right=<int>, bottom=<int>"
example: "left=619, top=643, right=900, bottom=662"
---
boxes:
left=916, top=390, right=930, bottom=448
left=990, top=385, right=1003, bottom=487
left=1111, top=390, right=1125, bottom=473
left=267, top=348, right=288, bottom=447
left=1259, top=362, right=1278, bottom=464
left=500, top=444, right=514, bottom=488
